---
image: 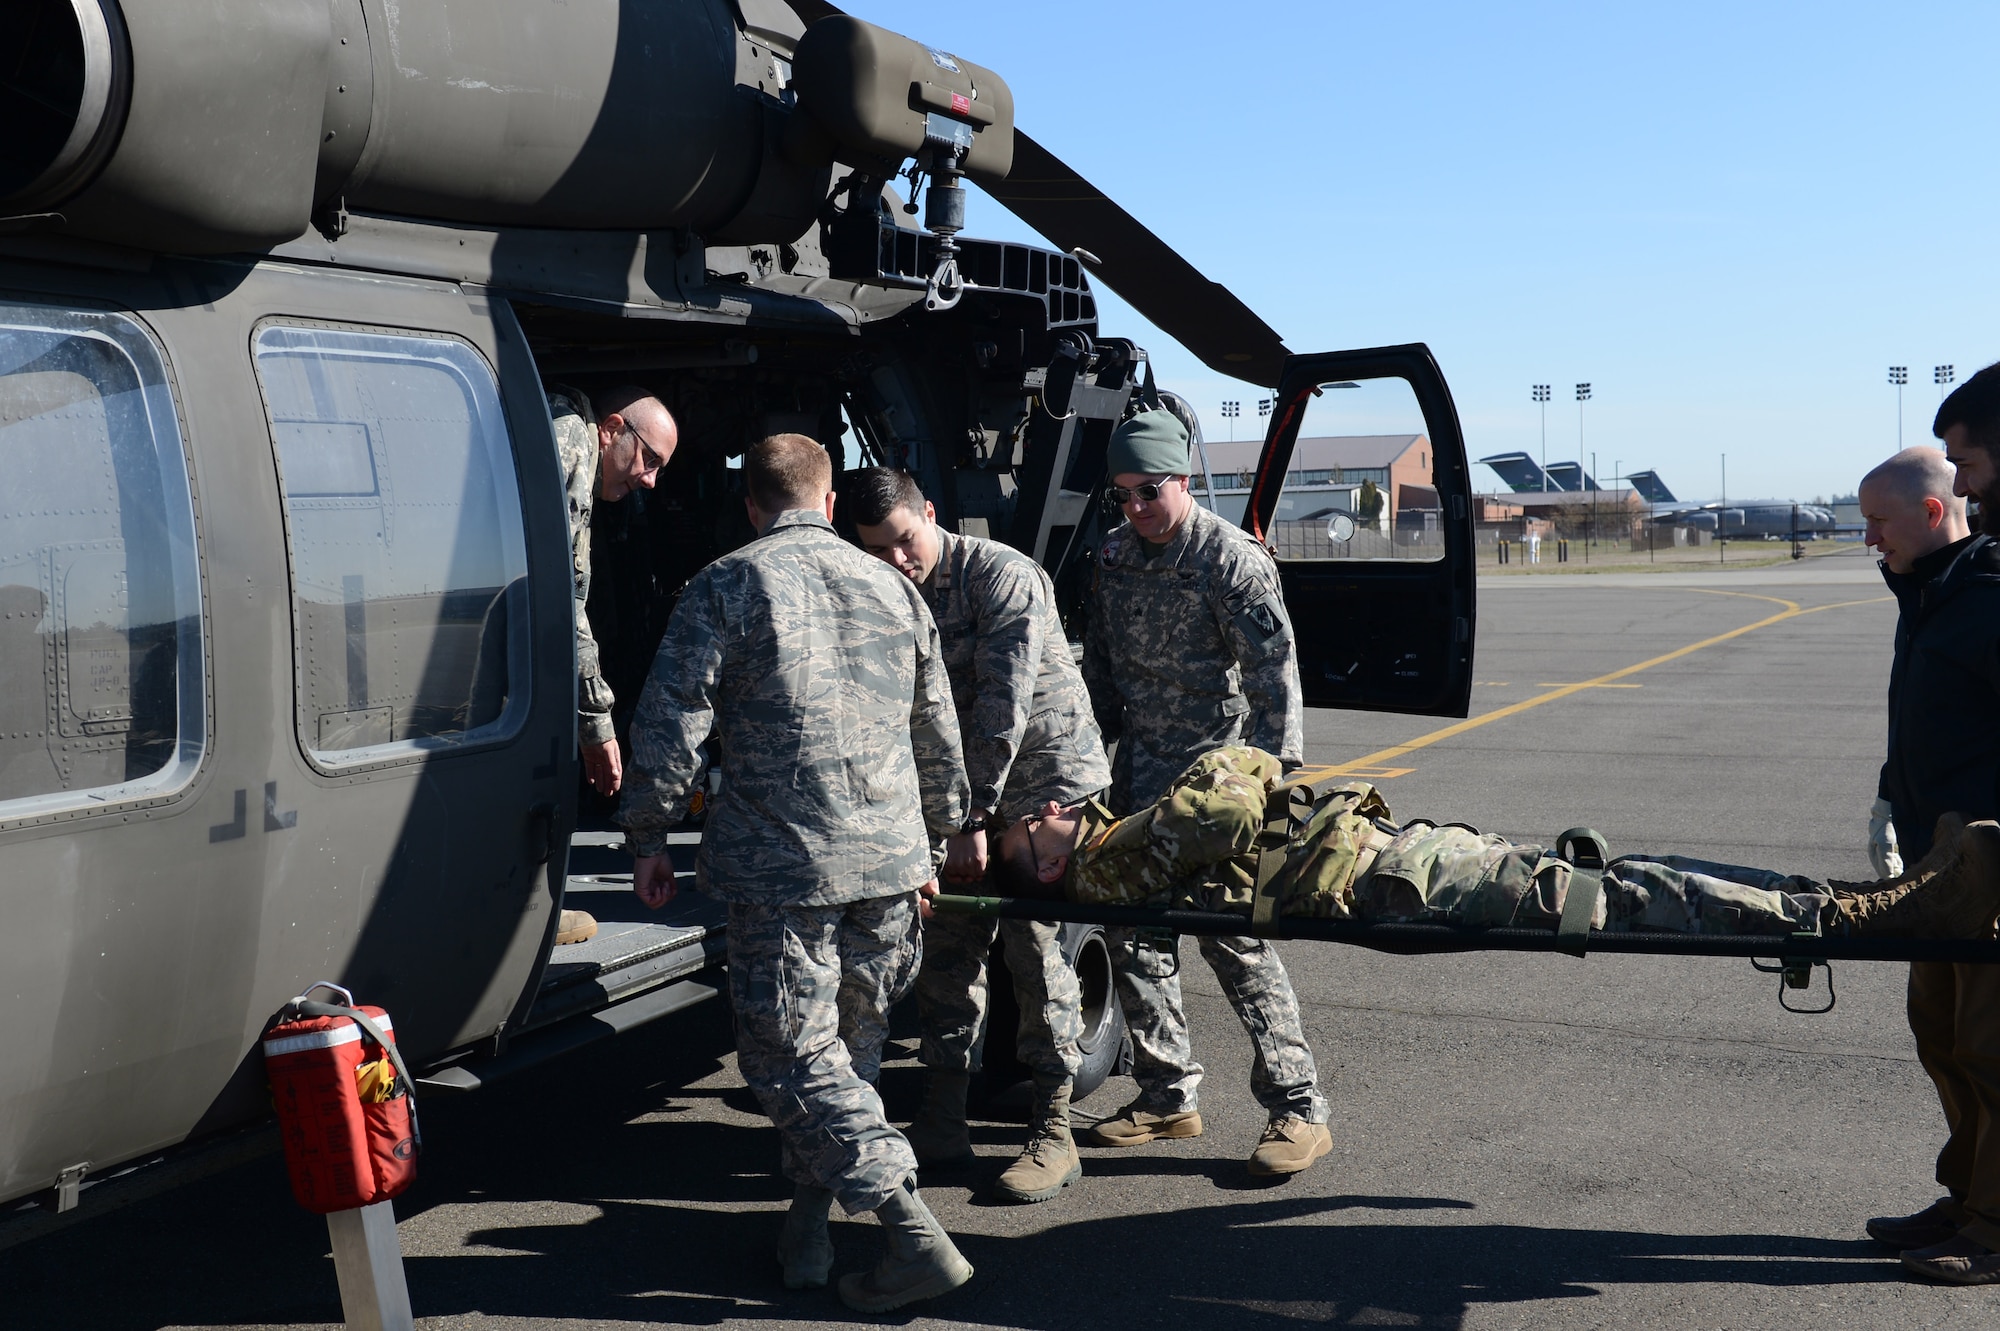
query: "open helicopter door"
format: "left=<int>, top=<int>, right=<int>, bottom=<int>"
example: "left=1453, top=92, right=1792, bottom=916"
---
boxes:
left=1243, top=344, right=1475, bottom=717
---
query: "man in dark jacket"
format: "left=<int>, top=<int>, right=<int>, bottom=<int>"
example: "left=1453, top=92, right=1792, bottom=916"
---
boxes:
left=1861, top=368, right=2000, bottom=1285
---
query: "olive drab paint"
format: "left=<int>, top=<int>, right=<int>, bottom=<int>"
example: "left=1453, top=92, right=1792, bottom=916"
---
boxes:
left=0, top=0, right=1477, bottom=1212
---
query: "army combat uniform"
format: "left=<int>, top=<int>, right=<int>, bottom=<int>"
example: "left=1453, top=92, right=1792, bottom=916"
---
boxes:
left=1067, top=746, right=1844, bottom=937
left=549, top=392, right=616, bottom=748
left=1083, top=501, right=1325, bottom=1126
left=915, top=527, right=1112, bottom=1087
left=618, top=509, right=969, bottom=1215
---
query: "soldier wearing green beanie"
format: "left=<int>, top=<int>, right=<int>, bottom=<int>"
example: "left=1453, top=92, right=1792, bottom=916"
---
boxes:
left=1104, top=409, right=1194, bottom=480
left=1080, top=405, right=1330, bottom=1177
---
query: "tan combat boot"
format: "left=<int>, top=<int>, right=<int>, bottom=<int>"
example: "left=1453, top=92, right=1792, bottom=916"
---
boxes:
left=993, top=1077, right=1081, bottom=1203
left=555, top=908, right=598, bottom=945
left=1833, top=816, right=2000, bottom=939
left=904, top=1069, right=974, bottom=1168
left=1083, top=1101, right=1203, bottom=1147
left=836, top=1179, right=974, bottom=1313
left=1247, top=1115, right=1333, bottom=1176
left=776, top=1184, right=834, bottom=1289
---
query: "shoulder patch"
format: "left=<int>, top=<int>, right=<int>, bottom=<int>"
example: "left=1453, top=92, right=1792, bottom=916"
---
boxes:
left=1100, top=535, right=1123, bottom=567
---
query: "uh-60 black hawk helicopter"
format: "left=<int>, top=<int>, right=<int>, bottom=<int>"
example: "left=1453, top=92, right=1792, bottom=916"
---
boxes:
left=0, top=0, right=1482, bottom=1218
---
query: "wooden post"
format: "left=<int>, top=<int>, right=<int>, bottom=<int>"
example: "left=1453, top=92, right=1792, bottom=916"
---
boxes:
left=327, top=1200, right=414, bottom=1331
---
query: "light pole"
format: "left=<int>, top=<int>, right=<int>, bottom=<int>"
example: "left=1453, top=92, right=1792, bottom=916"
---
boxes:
left=1533, top=384, right=1551, bottom=490
left=1222, top=399, right=1240, bottom=442
left=1938, top=364, right=1956, bottom=407
left=1890, top=366, right=1908, bottom=448
left=1576, top=383, right=1592, bottom=554
left=1256, top=398, right=1272, bottom=444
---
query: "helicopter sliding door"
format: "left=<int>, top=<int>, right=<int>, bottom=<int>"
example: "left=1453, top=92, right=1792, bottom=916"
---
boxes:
left=1244, top=344, right=1475, bottom=717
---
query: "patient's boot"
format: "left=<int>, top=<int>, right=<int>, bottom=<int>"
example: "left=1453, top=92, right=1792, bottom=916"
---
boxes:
left=776, top=1184, right=835, bottom=1290
left=836, top=1179, right=974, bottom=1313
left=1833, top=815, right=2000, bottom=939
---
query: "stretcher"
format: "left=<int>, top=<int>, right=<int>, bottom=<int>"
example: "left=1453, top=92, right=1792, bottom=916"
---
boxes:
left=930, top=894, right=2000, bottom=1016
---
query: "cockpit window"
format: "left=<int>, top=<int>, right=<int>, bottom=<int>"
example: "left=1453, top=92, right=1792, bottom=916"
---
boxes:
left=253, top=324, right=530, bottom=768
left=0, top=302, right=205, bottom=817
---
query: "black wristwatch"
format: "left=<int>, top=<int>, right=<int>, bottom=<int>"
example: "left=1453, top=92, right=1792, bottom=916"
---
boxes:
left=960, top=808, right=997, bottom=836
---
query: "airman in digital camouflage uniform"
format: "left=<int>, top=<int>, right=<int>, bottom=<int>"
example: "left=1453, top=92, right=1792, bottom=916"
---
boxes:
left=988, top=744, right=2000, bottom=943
left=850, top=467, right=1112, bottom=1205
left=617, top=435, right=975, bottom=1314
left=1080, top=408, right=1331, bottom=1178
left=548, top=385, right=677, bottom=945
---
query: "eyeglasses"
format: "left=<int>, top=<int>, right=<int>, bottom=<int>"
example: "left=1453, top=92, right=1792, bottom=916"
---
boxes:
left=1104, top=479, right=1177, bottom=505
left=625, top=422, right=669, bottom=475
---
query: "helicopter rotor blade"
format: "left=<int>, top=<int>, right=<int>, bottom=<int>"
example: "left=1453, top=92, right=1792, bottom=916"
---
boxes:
left=983, top=129, right=1288, bottom=387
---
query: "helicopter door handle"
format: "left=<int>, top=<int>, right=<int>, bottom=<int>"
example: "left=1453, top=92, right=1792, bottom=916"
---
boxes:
left=526, top=802, right=560, bottom=864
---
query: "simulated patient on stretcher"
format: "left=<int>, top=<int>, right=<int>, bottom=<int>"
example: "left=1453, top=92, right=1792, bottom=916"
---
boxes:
left=986, top=746, right=2000, bottom=941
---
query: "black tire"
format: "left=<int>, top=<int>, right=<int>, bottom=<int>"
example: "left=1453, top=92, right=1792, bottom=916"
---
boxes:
left=977, top=922, right=1130, bottom=1107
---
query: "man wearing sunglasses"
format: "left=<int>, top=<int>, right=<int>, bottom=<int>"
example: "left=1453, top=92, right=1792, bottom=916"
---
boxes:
left=548, top=385, right=679, bottom=943
left=1079, top=407, right=1331, bottom=1177
left=850, top=466, right=1111, bottom=1205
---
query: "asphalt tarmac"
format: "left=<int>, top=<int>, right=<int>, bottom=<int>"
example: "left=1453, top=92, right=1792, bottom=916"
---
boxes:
left=9, top=546, right=1992, bottom=1330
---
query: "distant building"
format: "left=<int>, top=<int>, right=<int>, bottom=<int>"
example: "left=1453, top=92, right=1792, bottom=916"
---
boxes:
left=1196, top=433, right=1433, bottom=532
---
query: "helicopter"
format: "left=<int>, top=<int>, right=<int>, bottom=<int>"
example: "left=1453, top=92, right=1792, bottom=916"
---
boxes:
left=0, top=0, right=1478, bottom=1216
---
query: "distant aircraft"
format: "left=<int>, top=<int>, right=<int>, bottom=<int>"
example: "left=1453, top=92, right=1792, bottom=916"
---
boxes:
left=1477, top=454, right=1840, bottom=538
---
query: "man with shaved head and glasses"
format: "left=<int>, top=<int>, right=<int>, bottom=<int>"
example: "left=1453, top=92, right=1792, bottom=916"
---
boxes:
left=1079, top=405, right=1332, bottom=1177
left=1859, top=365, right=2000, bottom=1285
left=546, top=384, right=678, bottom=944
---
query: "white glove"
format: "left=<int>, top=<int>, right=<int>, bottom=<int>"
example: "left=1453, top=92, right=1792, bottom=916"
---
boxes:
left=1868, top=797, right=1903, bottom=879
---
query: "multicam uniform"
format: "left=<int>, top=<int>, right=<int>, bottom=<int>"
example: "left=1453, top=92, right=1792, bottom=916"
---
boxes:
left=618, top=510, right=970, bottom=1215
left=1082, top=502, right=1324, bottom=1126
left=914, top=529, right=1112, bottom=1086
left=549, top=392, right=616, bottom=748
left=1069, top=745, right=1837, bottom=936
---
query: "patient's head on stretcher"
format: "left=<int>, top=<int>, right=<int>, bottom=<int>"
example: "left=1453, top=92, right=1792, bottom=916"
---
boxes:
left=989, top=801, right=1087, bottom=900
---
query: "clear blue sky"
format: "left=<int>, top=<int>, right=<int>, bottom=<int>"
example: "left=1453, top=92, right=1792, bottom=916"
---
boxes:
left=854, top=0, right=1998, bottom=502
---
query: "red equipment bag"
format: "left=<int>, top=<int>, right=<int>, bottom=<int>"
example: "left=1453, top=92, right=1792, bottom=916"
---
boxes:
left=263, top=982, right=422, bottom=1214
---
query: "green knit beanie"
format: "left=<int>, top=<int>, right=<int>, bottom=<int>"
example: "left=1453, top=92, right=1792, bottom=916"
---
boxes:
left=1105, top=410, right=1191, bottom=478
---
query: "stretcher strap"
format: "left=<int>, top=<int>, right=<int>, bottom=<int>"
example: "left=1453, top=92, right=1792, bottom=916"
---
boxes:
left=1558, top=867, right=1602, bottom=958
left=1251, top=782, right=1316, bottom=938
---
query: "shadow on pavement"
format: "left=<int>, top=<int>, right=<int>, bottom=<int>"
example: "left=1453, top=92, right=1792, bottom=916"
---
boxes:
left=0, top=997, right=1906, bottom=1331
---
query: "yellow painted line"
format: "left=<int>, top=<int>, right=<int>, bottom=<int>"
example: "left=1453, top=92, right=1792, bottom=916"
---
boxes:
left=1535, top=682, right=1643, bottom=688
left=1294, top=591, right=1894, bottom=781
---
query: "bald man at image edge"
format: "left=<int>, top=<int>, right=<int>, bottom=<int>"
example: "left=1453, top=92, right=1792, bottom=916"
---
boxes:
left=1859, top=364, right=2000, bottom=1285
left=1080, top=406, right=1334, bottom=1176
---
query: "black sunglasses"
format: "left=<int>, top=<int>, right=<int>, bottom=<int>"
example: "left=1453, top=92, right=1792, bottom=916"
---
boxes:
left=625, top=422, right=669, bottom=474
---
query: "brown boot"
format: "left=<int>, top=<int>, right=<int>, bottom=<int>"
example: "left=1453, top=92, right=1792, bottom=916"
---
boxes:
left=993, top=1077, right=1081, bottom=1203
left=1833, top=816, right=2000, bottom=939
left=904, top=1069, right=974, bottom=1168
left=555, top=908, right=598, bottom=945
left=836, top=1180, right=974, bottom=1313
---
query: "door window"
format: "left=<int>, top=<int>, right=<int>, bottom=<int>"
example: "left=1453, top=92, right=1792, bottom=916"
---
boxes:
left=253, top=324, right=530, bottom=768
left=1245, top=377, right=1444, bottom=563
left=0, top=302, right=204, bottom=816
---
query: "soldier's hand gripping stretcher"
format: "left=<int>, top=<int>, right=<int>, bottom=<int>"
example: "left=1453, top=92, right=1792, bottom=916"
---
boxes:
left=967, top=745, right=2000, bottom=944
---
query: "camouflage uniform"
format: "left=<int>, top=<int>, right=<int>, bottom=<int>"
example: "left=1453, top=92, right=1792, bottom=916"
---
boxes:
left=618, top=509, right=969, bottom=1214
left=1082, top=503, right=1324, bottom=1125
left=913, top=529, right=1111, bottom=1083
left=549, top=392, right=616, bottom=747
left=1068, top=745, right=1836, bottom=936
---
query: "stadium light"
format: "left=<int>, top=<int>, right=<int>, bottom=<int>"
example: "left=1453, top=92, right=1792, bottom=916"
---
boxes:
left=1890, top=366, right=1908, bottom=448
left=1533, top=384, right=1550, bottom=491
